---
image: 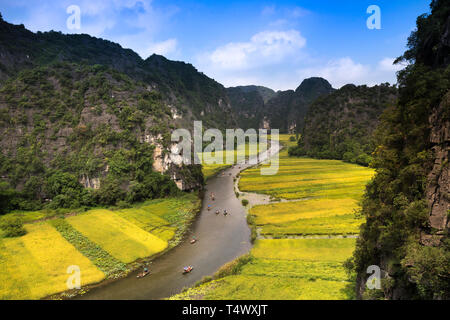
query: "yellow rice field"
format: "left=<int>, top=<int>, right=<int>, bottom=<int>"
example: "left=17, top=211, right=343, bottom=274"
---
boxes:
left=67, top=210, right=168, bottom=263
left=0, top=195, right=199, bottom=299
left=0, top=223, right=104, bottom=299
left=172, top=135, right=373, bottom=300
left=172, top=238, right=356, bottom=300
left=201, top=142, right=262, bottom=179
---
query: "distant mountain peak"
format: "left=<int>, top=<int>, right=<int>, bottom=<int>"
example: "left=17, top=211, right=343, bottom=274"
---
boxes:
left=295, top=77, right=333, bottom=93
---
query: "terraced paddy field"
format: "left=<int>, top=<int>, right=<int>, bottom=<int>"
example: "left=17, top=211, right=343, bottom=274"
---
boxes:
left=172, top=238, right=356, bottom=300
left=0, top=194, right=200, bottom=299
left=171, top=135, right=374, bottom=300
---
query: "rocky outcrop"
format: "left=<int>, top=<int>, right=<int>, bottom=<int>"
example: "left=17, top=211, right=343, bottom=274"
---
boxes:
left=423, top=91, right=450, bottom=245
left=80, top=175, right=101, bottom=189
left=146, top=133, right=202, bottom=191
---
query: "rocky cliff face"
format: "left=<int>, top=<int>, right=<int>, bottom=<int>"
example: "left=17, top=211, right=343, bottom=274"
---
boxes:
left=424, top=91, right=450, bottom=245
left=351, top=0, right=450, bottom=300
left=0, top=61, right=203, bottom=213
left=148, top=135, right=202, bottom=191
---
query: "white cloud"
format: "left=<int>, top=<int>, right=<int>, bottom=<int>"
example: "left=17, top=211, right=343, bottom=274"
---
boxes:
left=7, top=0, right=179, bottom=59
left=144, top=38, right=178, bottom=56
left=297, top=58, right=369, bottom=88
left=297, top=57, right=404, bottom=88
left=204, top=30, right=306, bottom=70
left=378, top=57, right=404, bottom=72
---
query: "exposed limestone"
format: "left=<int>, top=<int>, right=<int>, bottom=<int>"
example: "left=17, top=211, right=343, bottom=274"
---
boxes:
left=262, top=117, right=270, bottom=130
left=148, top=133, right=200, bottom=191
left=425, top=91, right=450, bottom=241
left=79, top=175, right=101, bottom=189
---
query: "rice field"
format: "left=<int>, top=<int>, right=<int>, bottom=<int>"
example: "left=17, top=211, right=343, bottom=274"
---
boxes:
left=239, top=157, right=373, bottom=200
left=201, top=142, right=262, bottom=179
left=172, top=238, right=356, bottom=300
left=67, top=210, right=167, bottom=263
left=172, top=135, right=373, bottom=300
left=0, top=223, right=105, bottom=299
left=0, top=194, right=200, bottom=299
left=251, top=198, right=363, bottom=236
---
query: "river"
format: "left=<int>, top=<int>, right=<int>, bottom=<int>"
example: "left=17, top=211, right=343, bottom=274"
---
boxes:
left=77, top=144, right=280, bottom=300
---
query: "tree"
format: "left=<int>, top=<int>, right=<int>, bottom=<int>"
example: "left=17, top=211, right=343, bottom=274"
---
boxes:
left=0, top=182, right=17, bottom=214
left=0, top=216, right=26, bottom=237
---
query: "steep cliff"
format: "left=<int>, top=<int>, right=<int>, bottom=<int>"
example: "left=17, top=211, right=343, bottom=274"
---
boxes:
left=349, top=0, right=450, bottom=300
left=0, top=62, right=203, bottom=213
left=226, top=86, right=273, bottom=130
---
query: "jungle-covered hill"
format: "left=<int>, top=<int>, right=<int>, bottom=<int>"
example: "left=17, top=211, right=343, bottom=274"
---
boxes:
left=227, top=77, right=334, bottom=133
left=0, top=61, right=202, bottom=213
left=0, top=14, right=236, bottom=130
left=289, top=83, right=398, bottom=166
left=348, top=0, right=449, bottom=300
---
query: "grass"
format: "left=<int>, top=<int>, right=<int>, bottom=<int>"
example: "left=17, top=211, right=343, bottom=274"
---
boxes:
left=171, top=134, right=372, bottom=300
left=67, top=210, right=168, bottom=263
left=0, top=222, right=105, bottom=299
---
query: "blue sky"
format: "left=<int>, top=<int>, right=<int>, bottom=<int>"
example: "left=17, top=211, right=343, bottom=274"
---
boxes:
left=1, top=0, right=431, bottom=90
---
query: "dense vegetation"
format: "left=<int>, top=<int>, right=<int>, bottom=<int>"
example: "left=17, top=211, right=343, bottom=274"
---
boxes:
left=226, top=78, right=333, bottom=133
left=262, top=77, right=334, bottom=133
left=226, top=86, right=269, bottom=130
left=0, top=62, right=184, bottom=215
left=347, top=0, right=450, bottom=299
left=0, top=15, right=236, bottom=130
left=289, top=84, right=397, bottom=167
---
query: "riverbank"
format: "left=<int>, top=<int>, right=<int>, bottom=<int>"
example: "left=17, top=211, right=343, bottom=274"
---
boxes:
left=171, top=135, right=374, bottom=300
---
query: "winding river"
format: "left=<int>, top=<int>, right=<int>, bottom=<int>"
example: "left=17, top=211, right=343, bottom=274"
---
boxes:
left=77, top=144, right=280, bottom=300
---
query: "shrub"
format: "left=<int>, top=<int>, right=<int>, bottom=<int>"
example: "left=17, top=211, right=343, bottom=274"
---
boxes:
left=241, top=199, right=249, bottom=206
left=0, top=216, right=26, bottom=237
left=214, top=254, right=253, bottom=279
left=288, top=146, right=306, bottom=157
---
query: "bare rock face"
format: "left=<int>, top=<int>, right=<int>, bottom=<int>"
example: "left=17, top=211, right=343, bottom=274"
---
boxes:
left=262, top=117, right=270, bottom=130
left=424, top=91, right=450, bottom=244
left=80, top=175, right=101, bottom=189
left=149, top=134, right=202, bottom=191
